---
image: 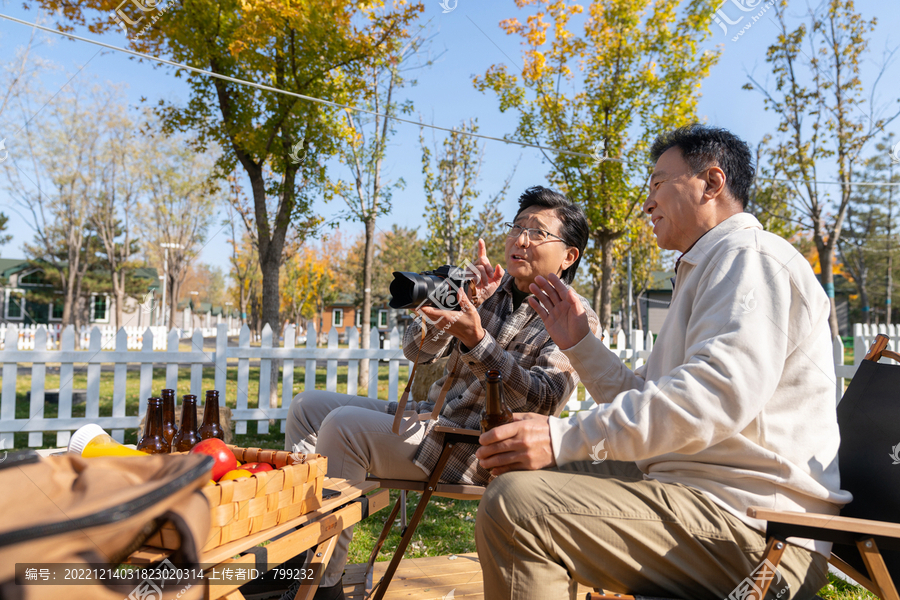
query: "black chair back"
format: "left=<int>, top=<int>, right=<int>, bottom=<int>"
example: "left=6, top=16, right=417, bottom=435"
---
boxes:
left=835, top=358, right=900, bottom=577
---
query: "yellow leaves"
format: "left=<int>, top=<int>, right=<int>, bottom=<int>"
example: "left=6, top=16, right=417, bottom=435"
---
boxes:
left=522, top=50, right=547, bottom=81
left=229, top=40, right=247, bottom=57
left=500, top=18, right=523, bottom=35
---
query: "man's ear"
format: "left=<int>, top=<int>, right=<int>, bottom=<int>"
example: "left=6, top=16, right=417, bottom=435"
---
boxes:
left=561, top=246, right=579, bottom=272
left=701, top=166, right=728, bottom=203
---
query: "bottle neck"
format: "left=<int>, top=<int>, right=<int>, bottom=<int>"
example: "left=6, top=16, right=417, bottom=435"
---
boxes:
left=202, top=397, right=220, bottom=425
left=181, top=399, right=197, bottom=429
left=145, top=402, right=164, bottom=437
left=485, top=379, right=503, bottom=416
left=162, top=398, right=175, bottom=423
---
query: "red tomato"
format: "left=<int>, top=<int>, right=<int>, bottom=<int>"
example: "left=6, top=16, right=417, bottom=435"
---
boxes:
left=241, top=462, right=274, bottom=474
left=191, top=438, right=237, bottom=481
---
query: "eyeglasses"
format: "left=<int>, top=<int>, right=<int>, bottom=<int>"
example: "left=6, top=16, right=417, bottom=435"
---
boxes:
left=504, top=222, right=566, bottom=243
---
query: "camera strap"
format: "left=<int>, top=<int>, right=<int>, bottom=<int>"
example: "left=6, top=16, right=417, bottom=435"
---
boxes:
left=392, top=330, right=461, bottom=436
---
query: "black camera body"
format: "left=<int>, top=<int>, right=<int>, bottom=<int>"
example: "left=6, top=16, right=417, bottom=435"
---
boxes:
left=389, top=265, right=473, bottom=311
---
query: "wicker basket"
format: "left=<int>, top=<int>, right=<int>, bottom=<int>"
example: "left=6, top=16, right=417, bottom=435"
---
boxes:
left=146, top=446, right=327, bottom=552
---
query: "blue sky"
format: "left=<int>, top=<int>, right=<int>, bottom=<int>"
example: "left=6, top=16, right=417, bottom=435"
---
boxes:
left=0, top=0, right=897, bottom=282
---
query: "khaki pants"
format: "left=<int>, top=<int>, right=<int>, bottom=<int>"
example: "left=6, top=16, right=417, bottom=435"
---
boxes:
left=475, top=461, right=828, bottom=600
left=284, top=390, right=431, bottom=587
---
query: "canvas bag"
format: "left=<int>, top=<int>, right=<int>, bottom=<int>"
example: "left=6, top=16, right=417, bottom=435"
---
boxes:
left=0, top=451, right=214, bottom=600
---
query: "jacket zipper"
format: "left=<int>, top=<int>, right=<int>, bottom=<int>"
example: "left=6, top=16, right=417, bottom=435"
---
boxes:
left=0, top=455, right=213, bottom=547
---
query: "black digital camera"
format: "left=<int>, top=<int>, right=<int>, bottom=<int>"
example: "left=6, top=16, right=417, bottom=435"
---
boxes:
left=389, top=265, right=474, bottom=311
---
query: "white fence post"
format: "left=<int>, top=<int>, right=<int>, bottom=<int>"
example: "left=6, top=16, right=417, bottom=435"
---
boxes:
left=325, top=328, right=339, bottom=393
left=86, top=327, right=102, bottom=421
left=111, top=328, right=128, bottom=443
left=27, top=327, right=47, bottom=447
left=388, top=327, right=401, bottom=402
left=281, top=324, right=296, bottom=435
left=368, top=328, right=380, bottom=399
left=190, top=329, right=204, bottom=398
left=256, top=324, right=273, bottom=435
left=214, top=323, right=227, bottom=399
left=0, top=327, right=17, bottom=450
left=347, top=327, right=359, bottom=397
left=235, top=325, right=251, bottom=436
left=57, top=326, right=75, bottom=448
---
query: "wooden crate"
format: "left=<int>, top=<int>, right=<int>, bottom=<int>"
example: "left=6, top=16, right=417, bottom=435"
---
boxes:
left=146, top=446, right=327, bottom=552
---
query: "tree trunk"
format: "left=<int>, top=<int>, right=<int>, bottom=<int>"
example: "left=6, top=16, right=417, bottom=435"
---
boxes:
left=591, top=275, right=601, bottom=320
left=113, top=272, right=125, bottom=329
left=168, top=275, right=181, bottom=330
left=817, top=243, right=840, bottom=338
left=259, top=256, right=282, bottom=334
left=62, top=242, right=80, bottom=327
left=240, top=284, right=249, bottom=327
left=599, top=234, right=615, bottom=333
left=358, top=218, right=376, bottom=393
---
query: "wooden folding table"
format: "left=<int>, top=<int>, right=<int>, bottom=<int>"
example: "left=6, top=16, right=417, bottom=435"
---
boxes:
left=126, top=477, right=390, bottom=600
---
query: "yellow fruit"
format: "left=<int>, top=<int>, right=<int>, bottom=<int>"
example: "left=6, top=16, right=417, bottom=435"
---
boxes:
left=236, top=461, right=242, bottom=466
left=206, top=480, right=217, bottom=486
left=219, top=469, right=252, bottom=481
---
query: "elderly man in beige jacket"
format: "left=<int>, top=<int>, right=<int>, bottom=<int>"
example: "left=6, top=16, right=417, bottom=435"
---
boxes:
left=474, top=125, right=852, bottom=600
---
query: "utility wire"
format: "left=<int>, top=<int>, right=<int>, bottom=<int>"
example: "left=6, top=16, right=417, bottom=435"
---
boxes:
left=3, top=13, right=900, bottom=188
left=0, top=13, right=594, bottom=159
left=760, top=177, right=900, bottom=187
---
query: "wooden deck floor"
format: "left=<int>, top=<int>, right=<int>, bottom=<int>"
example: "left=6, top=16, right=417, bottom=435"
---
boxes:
left=343, top=553, right=594, bottom=599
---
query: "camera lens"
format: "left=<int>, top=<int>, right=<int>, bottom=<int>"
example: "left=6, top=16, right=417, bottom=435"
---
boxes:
left=389, top=272, right=441, bottom=309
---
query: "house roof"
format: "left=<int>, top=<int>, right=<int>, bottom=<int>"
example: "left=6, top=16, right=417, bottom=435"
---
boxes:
left=330, top=293, right=357, bottom=307
left=134, top=266, right=160, bottom=280
left=646, top=270, right=676, bottom=292
left=0, top=258, right=25, bottom=277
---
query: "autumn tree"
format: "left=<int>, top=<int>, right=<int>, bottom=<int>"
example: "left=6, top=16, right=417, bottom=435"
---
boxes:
left=745, top=0, right=900, bottom=337
left=475, top=0, right=718, bottom=329
left=327, top=33, right=429, bottom=391
left=282, top=244, right=335, bottom=331
left=32, top=0, right=424, bottom=339
left=0, top=214, right=13, bottom=251
left=3, top=83, right=118, bottom=328
left=612, top=217, right=664, bottom=333
left=139, top=129, right=219, bottom=329
left=837, top=137, right=900, bottom=325
left=89, top=111, right=144, bottom=329
left=420, top=119, right=517, bottom=267
left=226, top=199, right=259, bottom=328
left=343, top=225, right=428, bottom=307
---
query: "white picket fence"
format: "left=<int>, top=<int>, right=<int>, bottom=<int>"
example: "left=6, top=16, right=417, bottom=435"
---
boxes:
left=0, top=322, right=408, bottom=449
left=0, top=322, right=876, bottom=449
left=0, top=323, right=243, bottom=351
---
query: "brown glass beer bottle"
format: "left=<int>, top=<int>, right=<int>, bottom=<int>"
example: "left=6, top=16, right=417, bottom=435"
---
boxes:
left=137, top=397, right=171, bottom=454
left=481, top=370, right=514, bottom=433
left=198, top=390, right=225, bottom=441
left=160, top=388, right=177, bottom=448
left=172, top=394, right=202, bottom=452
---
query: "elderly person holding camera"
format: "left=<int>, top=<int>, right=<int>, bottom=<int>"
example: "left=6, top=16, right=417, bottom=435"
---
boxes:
left=283, top=186, right=599, bottom=600
left=474, top=125, right=851, bottom=600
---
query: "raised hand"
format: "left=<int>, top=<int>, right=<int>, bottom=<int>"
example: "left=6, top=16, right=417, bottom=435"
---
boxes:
left=528, top=273, right=591, bottom=351
left=470, top=239, right=504, bottom=307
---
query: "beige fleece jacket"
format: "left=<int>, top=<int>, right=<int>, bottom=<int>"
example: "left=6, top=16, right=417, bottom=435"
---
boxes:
left=549, top=212, right=853, bottom=556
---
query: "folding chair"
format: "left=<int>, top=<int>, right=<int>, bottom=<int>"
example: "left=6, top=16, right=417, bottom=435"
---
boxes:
left=748, top=332, right=900, bottom=600
left=363, top=425, right=483, bottom=599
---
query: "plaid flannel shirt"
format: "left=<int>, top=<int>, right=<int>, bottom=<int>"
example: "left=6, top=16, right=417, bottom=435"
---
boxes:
left=387, top=273, right=600, bottom=485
